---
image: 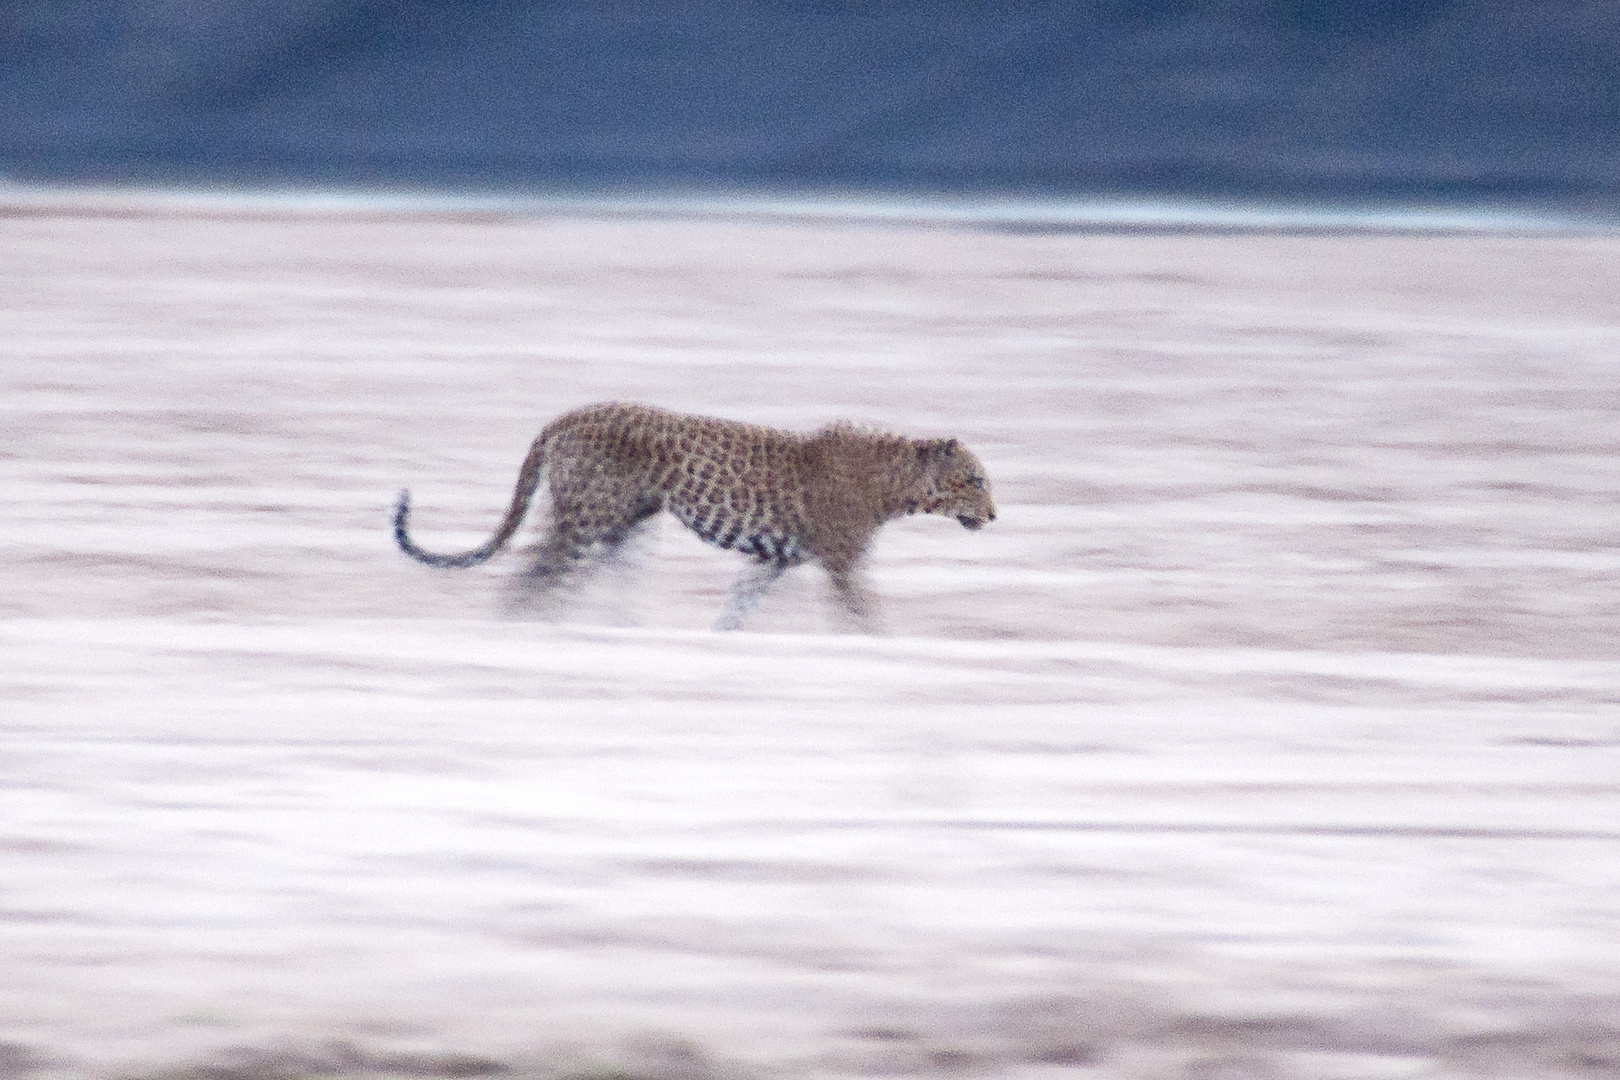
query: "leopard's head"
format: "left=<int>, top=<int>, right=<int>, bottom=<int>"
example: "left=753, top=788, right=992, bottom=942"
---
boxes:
left=911, top=438, right=996, bottom=530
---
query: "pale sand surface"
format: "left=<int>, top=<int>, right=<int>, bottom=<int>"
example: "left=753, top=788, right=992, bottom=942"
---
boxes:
left=2, top=205, right=1620, bottom=1078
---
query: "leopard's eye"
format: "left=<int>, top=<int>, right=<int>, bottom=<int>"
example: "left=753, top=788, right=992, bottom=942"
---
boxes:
left=968, top=476, right=985, bottom=491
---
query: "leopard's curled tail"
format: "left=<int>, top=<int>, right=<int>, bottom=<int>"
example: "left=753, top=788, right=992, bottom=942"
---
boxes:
left=393, top=435, right=548, bottom=568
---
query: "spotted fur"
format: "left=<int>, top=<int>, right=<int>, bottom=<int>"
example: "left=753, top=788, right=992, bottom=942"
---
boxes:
left=393, top=402, right=996, bottom=630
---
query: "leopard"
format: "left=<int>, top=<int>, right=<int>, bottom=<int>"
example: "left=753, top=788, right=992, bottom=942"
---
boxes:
left=393, top=402, right=996, bottom=631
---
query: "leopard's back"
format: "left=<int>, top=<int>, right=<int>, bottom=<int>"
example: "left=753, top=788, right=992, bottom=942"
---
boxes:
left=545, top=403, right=813, bottom=564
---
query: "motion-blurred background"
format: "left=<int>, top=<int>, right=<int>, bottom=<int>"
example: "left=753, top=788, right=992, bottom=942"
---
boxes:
left=3, top=0, right=1617, bottom=210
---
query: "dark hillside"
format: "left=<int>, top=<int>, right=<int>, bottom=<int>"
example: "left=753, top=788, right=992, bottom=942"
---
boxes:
left=1, top=1, right=1616, bottom=207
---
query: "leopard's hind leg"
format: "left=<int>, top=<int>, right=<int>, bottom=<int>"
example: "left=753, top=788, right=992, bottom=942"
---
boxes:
left=502, top=486, right=662, bottom=620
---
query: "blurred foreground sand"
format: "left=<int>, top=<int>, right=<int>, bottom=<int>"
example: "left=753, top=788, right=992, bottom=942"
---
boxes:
left=2, top=205, right=1619, bottom=1078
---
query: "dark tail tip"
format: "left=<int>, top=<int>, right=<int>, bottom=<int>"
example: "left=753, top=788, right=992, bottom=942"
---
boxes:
left=392, top=488, right=493, bottom=568
left=393, top=489, right=412, bottom=534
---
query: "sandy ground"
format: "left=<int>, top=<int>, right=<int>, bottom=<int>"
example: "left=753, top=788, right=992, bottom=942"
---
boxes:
left=3, top=202, right=1620, bottom=1079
